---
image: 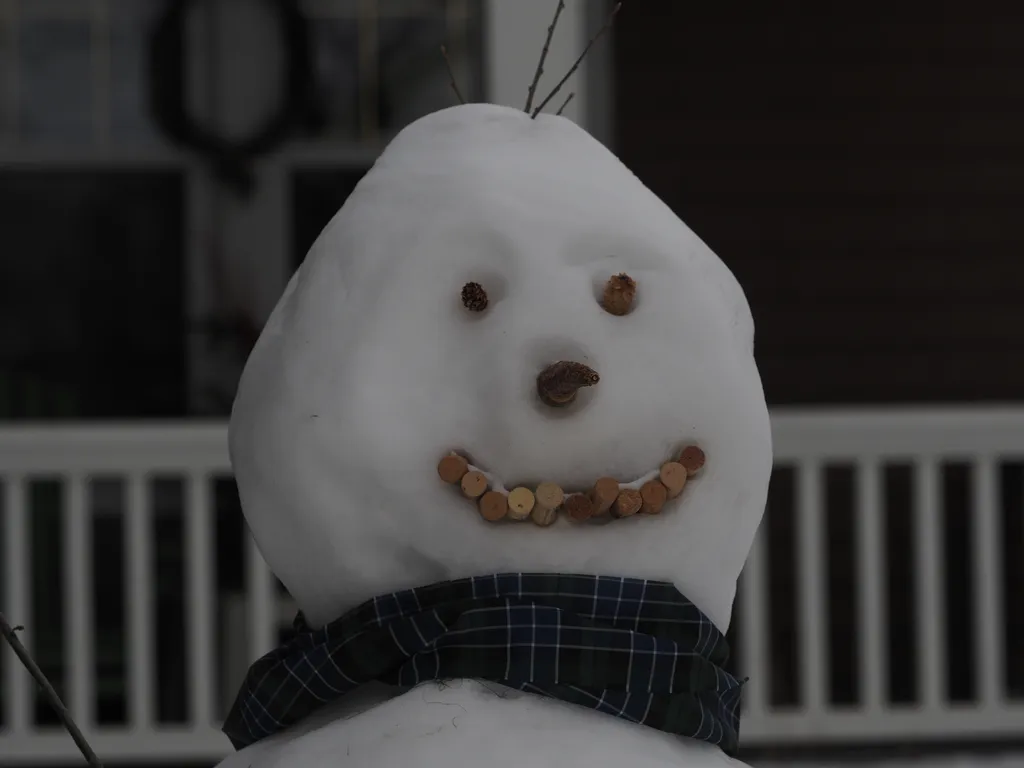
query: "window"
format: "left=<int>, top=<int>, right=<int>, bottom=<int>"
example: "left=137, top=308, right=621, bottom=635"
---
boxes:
left=0, top=0, right=184, bottom=420
left=306, top=0, right=483, bottom=143
left=0, top=0, right=484, bottom=419
left=290, top=0, right=483, bottom=266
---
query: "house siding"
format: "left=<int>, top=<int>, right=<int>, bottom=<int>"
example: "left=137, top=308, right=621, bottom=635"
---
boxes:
left=614, top=1, right=1024, bottom=405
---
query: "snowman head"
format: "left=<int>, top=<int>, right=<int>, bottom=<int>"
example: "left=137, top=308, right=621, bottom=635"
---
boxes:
left=229, top=103, right=772, bottom=632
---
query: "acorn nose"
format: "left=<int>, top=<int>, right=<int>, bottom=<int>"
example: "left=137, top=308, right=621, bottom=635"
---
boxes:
left=536, top=361, right=600, bottom=407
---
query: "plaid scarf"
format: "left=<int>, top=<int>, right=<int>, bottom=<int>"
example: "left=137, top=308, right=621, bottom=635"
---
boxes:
left=223, top=573, right=745, bottom=755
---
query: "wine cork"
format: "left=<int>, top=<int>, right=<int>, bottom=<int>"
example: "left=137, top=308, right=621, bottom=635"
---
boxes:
left=565, top=493, right=595, bottom=522
left=507, top=487, right=536, bottom=521
left=438, top=454, right=469, bottom=484
left=478, top=490, right=508, bottom=522
left=601, top=273, right=636, bottom=316
left=659, top=462, right=688, bottom=498
left=640, top=480, right=668, bottom=515
left=461, top=470, right=488, bottom=499
left=531, top=505, right=558, bottom=527
left=590, top=477, right=619, bottom=515
left=612, top=488, right=642, bottom=518
left=678, top=446, right=706, bottom=474
left=535, top=482, right=564, bottom=512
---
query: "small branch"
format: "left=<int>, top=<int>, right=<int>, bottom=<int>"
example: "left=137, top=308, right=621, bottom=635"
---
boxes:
left=440, top=46, right=466, bottom=104
left=524, top=0, right=566, bottom=113
left=532, top=2, right=622, bottom=118
left=555, top=92, right=576, bottom=116
left=0, top=613, right=104, bottom=767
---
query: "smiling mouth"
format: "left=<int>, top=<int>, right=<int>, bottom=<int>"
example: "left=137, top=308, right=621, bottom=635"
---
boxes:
left=437, top=446, right=705, bottom=526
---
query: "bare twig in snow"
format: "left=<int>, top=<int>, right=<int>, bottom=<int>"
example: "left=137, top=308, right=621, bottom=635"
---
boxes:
left=524, top=0, right=566, bottom=113
left=555, top=92, right=576, bottom=116
left=440, top=45, right=466, bottom=104
left=532, top=2, right=622, bottom=118
left=0, top=613, right=104, bottom=767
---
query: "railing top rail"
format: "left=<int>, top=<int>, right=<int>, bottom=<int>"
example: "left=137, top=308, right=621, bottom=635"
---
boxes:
left=770, top=406, right=1024, bottom=461
left=2, top=407, right=1024, bottom=472
left=0, top=421, right=231, bottom=473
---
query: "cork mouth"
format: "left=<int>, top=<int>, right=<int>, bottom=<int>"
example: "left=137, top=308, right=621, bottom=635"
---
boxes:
left=437, top=446, right=706, bottom=526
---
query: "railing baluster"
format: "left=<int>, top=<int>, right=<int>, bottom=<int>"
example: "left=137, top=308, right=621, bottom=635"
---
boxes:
left=3, top=474, right=31, bottom=732
left=186, top=472, right=215, bottom=726
left=247, top=531, right=276, bottom=660
left=857, top=460, right=885, bottom=711
left=125, top=473, right=154, bottom=728
left=915, top=459, right=945, bottom=710
left=64, top=473, right=94, bottom=726
left=739, top=523, right=769, bottom=717
left=797, top=460, right=827, bottom=711
left=972, top=457, right=1003, bottom=708
left=0, top=413, right=1020, bottom=759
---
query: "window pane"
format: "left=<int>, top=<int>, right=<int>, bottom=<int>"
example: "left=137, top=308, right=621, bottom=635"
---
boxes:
left=310, top=17, right=361, bottom=140
left=291, top=167, right=368, bottom=267
left=0, top=171, right=186, bottom=420
left=18, top=17, right=93, bottom=143
left=377, top=11, right=460, bottom=129
left=0, top=20, right=11, bottom=139
left=309, top=0, right=482, bottom=142
left=110, top=0, right=164, bottom=143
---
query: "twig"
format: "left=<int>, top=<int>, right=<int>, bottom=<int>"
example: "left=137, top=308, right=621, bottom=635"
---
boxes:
left=555, top=92, right=576, bottom=116
left=532, top=2, right=622, bottom=118
left=0, top=613, right=104, bottom=767
left=440, top=45, right=466, bottom=104
left=524, top=0, right=566, bottom=113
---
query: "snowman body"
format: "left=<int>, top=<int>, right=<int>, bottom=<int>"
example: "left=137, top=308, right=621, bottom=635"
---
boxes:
left=219, top=103, right=771, bottom=768
left=216, top=681, right=747, bottom=768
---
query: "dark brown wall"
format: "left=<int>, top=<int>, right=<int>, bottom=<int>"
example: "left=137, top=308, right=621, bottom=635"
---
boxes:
left=614, top=2, right=1024, bottom=405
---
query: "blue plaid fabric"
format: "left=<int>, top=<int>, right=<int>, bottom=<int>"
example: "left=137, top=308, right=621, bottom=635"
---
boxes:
left=223, top=573, right=744, bottom=754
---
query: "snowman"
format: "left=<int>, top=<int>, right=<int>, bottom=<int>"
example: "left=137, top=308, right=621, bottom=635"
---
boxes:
left=214, top=20, right=772, bottom=767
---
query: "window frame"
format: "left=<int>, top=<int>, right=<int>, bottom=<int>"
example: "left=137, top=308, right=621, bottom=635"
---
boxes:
left=0, top=0, right=613, bottom=415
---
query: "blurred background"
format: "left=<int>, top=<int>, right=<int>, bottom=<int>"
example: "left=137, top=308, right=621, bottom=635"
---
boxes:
left=0, top=1, right=1022, bottom=766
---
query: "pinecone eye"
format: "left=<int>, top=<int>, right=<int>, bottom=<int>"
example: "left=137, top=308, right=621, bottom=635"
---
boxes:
left=461, top=282, right=489, bottom=312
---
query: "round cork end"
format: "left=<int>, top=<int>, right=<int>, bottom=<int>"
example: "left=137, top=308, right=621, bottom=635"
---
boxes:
left=565, top=493, right=595, bottom=522
left=535, top=482, right=564, bottom=511
left=507, top=487, right=536, bottom=521
left=478, top=491, right=508, bottom=522
left=640, top=480, right=668, bottom=515
left=659, top=462, right=688, bottom=498
left=678, top=446, right=706, bottom=474
left=601, top=273, right=637, bottom=316
left=590, top=477, right=620, bottom=515
left=531, top=505, right=558, bottom=527
left=460, top=471, right=488, bottom=499
left=438, top=454, right=469, bottom=484
left=612, top=488, right=642, bottom=518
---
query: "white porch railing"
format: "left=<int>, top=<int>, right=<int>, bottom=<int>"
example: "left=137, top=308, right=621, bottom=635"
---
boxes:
left=739, top=408, right=1024, bottom=744
left=0, top=409, right=1021, bottom=764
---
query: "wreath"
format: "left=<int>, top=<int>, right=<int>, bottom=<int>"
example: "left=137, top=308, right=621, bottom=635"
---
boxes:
left=148, top=0, right=319, bottom=195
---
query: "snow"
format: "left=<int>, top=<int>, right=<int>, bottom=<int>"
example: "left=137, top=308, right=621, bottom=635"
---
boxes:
left=230, top=102, right=771, bottom=633
left=224, top=102, right=772, bottom=767
left=215, top=681, right=747, bottom=768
